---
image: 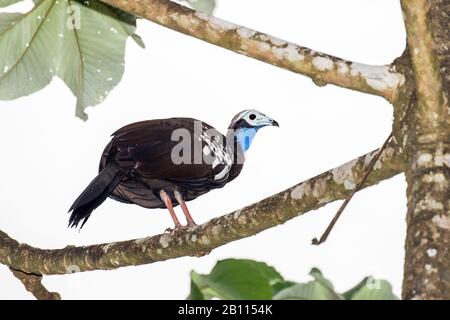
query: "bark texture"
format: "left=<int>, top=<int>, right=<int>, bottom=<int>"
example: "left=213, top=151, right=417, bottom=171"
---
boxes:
left=0, top=0, right=449, bottom=299
left=401, top=0, right=450, bottom=300
left=98, top=0, right=404, bottom=102
left=402, top=0, right=450, bottom=299
left=10, top=268, right=61, bottom=300
left=0, top=144, right=402, bottom=276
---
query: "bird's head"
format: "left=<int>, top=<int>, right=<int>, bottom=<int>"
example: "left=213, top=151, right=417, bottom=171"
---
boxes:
left=227, top=109, right=279, bottom=152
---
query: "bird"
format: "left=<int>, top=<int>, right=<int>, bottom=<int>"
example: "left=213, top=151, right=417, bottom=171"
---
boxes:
left=68, top=109, right=279, bottom=229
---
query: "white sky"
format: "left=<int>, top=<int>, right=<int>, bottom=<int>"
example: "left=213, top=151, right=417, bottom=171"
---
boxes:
left=0, top=0, right=407, bottom=299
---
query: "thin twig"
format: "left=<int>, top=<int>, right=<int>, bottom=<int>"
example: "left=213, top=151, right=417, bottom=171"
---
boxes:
left=312, top=132, right=394, bottom=245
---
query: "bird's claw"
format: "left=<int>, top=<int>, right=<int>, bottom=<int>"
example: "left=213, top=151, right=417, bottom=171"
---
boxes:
left=164, top=227, right=174, bottom=233
left=164, top=224, right=197, bottom=234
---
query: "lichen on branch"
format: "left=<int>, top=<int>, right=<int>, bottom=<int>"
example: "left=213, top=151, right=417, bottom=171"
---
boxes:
left=400, top=0, right=450, bottom=300
left=0, top=141, right=403, bottom=277
left=9, top=268, right=61, bottom=300
left=98, top=0, right=404, bottom=102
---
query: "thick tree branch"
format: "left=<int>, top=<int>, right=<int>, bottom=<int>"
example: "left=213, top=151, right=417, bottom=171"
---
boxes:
left=9, top=268, right=61, bottom=300
left=99, top=0, right=404, bottom=102
left=0, top=141, right=403, bottom=276
left=401, top=0, right=450, bottom=300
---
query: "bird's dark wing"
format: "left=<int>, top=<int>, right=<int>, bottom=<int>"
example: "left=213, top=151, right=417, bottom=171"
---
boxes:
left=101, top=118, right=227, bottom=182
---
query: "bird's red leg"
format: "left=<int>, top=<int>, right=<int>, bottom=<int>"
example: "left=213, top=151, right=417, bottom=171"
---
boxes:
left=159, top=190, right=182, bottom=228
left=174, top=190, right=198, bottom=227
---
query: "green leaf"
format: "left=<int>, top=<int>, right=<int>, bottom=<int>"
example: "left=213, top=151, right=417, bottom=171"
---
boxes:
left=273, top=268, right=343, bottom=300
left=341, top=276, right=369, bottom=299
left=0, top=0, right=23, bottom=8
left=272, top=280, right=297, bottom=296
left=240, top=259, right=284, bottom=285
left=0, top=0, right=143, bottom=120
left=343, top=277, right=398, bottom=300
left=190, top=259, right=283, bottom=300
left=131, top=33, right=145, bottom=49
left=187, top=280, right=205, bottom=300
left=184, top=0, right=216, bottom=15
left=273, top=282, right=337, bottom=300
left=188, top=260, right=399, bottom=300
left=309, top=268, right=337, bottom=293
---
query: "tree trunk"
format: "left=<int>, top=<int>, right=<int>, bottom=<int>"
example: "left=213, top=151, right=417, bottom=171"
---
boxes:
left=401, top=0, right=450, bottom=300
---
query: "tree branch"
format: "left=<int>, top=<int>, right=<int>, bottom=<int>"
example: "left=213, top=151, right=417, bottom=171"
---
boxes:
left=400, top=0, right=450, bottom=300
left=99, top=0, right=404, bottom=102
left=0, top=141, right=403, bottom=276
left=312, top=132, right=394, bottom=245
left=9, top=268, right=61, bottom=300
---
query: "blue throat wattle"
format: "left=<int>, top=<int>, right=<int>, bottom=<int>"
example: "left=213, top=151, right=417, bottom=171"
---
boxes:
left=235, top=127, right=259, bottom=151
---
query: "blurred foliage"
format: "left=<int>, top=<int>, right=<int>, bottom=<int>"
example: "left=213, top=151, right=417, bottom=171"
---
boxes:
left=0, top=0, right=217, bottom=119
left=0, top=0, right=23, bottom=8
left=188, top=259, right=398, bottom=300
left=0, top=0, right=142, bottom=120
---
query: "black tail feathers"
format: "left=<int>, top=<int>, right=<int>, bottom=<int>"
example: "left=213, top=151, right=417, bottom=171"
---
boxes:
left=68, top=162, right=127, bottom=229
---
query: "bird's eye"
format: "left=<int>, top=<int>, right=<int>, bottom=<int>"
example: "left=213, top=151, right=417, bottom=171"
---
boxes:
left=249, top=114, right=256, bottom=120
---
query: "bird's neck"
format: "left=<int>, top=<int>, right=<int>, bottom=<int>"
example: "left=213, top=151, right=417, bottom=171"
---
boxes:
left=227, top=127, right=259, bottom=152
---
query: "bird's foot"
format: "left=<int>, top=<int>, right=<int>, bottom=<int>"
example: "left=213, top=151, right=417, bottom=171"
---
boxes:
left=164, top=227, right=174, bottom=233
left=187, top=221, right=198, bottom=228
left=164, top=224, right=197, bottom=234
left=164, top=226, right=184, bottom=233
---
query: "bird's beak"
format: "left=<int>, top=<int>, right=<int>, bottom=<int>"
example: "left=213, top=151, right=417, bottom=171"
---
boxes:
left=258, top=116, right=279, bottom=128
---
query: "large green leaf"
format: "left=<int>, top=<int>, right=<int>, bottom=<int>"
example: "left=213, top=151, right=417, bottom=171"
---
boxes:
left=272, top=280, right=297, bottom=296
left=273, top=269, right=343, bottom=300
left=343, top=277, right=398, bottom=300
left=189, top=259, right=284, bottom=300
left=0, top=0, right=23, bottom=8
left=0, top=0, right=141, bottom=119
left=187, top=280, right=205, bottom=300
left=341, top=276, right=370, bottom=299
left=308, top=268, right=338, bottom=293
left=188, top=260, right=399, bottom=300
left=273, top=282, right=339, bottom=300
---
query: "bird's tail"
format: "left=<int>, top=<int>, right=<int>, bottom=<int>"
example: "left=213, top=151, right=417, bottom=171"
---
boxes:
left=68, top=162, right=127, bottom=229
